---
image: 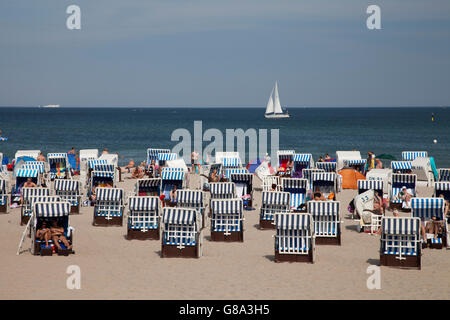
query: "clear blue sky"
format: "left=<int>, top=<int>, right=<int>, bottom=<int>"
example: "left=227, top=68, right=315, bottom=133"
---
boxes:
left=1, top=0, right=449, bottom=107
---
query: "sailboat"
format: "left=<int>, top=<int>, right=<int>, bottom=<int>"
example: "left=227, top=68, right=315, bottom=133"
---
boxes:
left=264, top=82, right=289, bottom=119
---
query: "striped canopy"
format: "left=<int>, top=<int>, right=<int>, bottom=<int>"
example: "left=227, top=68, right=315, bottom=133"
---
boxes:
left=211, top=198, right=243, bottom=214
left=308, top=201, right=340, bottom=216
left=402, top=151, right=428, bottom=161
left=438, top=169, right=450, bottom=182
left=222, top=157, right=241, bottom=168
left=210, top=182, right=236, bottom=196
left=277, top=150, right=294, bottom=158
left=48, top=153, right=68, bottom=161
left=89, top=159, right=107, bottom=168
left=22, top=162, right=46, bottom=173
left=230, top=173, right=253, bottom=183
left=147, top=148, right=170, bottom=162
left=411, top=197, right=445, bottom=219
left=261, top=191, right=290, bottom=206
left=346, top=159, right=367, bottom=166
left=161, top=170, right=184, bottom=181
left=29, top=196, right=61, bottom=206
left=129, top=196, right=159, bottom=211
left=382, top=217, right=420, bottom=235
left=225, top=168, right=248, bottom=179
left=391, top=161, right=412, bottom=171
left=357, top=179, right=383, bottom=192
left=177, top=190, right=203, bottom=205
left=157, top=153, right=177, bottom=161
left=138, top=178, right=161, bottom=187
left=282, top=178, right=307, bottom=190
left=392, top=173, right=416, bottom=185
left=302, top=168, right=324, bottom=179
left=54, top=179, right=80, bottom=191
left=92, top=170, right=114, bottom=178
left=23, top=187, right=50, bottom=198
left=293, top=153, right=312, bottom=163
left=316, top=162, right=336, bottom=172
left=275, top=213, right=312, bottom=230
left=15, top=169, right=39, bottom=178
left=92, top=164, right=115, bottom=172
left=435, top=182, right=450, bottom=191
left=34, top=201, right=71, bottom=217
left=163, top=207, right=197, bottom=225
left=311, top=172, right=336, bottom=183
left=96, top=187, right=123, bottom=201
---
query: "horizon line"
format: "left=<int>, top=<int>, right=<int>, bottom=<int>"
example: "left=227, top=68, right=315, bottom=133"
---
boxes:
left=0, top=105, right=449, bottom=109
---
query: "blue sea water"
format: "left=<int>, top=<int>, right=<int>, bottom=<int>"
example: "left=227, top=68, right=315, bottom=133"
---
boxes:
left=0, top=107, right=449, bottom=167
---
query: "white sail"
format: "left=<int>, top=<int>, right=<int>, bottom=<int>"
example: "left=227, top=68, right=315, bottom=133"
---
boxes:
left=265, top=87, right=274, bottom=114
left=273, top=82, right=283, bottom=114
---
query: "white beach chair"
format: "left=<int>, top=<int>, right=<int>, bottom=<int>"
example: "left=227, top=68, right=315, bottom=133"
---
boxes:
left=411, top=197, right=446, bottom=249
left=281, top=178, right=307, bottom=212
left=308, top=200, right=341, bottom=245
left=177, top=189, right=206, bottom=229
left=210, top=198, right=244, bottom=242
left=53, top=179, right=81, bottom=214
left=93, top=187, right=124, bottom=226
left=259, top=191, right=290, bottom=229
left=127, top=196, right=161, bottom=240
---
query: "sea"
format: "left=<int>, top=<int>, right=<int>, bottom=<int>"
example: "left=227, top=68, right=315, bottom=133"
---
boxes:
left=0, top=107, right=449, bottom=167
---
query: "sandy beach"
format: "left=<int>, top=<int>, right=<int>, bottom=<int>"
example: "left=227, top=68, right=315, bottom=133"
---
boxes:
left=0, top=172, right=449, bottom=300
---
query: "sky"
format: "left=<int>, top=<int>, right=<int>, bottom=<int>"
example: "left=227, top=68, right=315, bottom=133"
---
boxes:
left=0, top=0, right=449, bottom=107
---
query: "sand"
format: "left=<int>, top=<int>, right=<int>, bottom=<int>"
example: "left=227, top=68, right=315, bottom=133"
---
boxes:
left=1, top=172, right=449, bottom=300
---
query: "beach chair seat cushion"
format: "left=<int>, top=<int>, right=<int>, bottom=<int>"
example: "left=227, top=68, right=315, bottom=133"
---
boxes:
left=95, top=209, right=122, bottom=217
left=383, top=249, right=417, bottom=256
left=315, top=223, right=337, bottom=236
left=276, top=229, right=311, bottom=252
left=129, top=222, right=158, bottom=230
left=163, top=235, right=196, bottom=246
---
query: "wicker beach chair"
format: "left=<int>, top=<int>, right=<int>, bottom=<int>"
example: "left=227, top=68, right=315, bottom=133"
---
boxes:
left=47, top=153, right=71, bottom=180
left=402, top=151, right=428, bottom=161
left=53, top=179, right=81, bottom=214
left=259, top=191, right=290, bottom=229
left=21, top=187, right=50, bottom=225
left=274, top=212, right=315, bottom=263
left=411, top=197, right=446, bottom=249
left=177, top=189, right=206, bottom=229
left=281, top=178, right=307, bottom=212
left=127, top=196, right=161, bottom=240
left=93, top=187, right=124, bottom=226
left=308, top=200, right=341, bottom=245
left=380, top=217, right=421, bottom=269
left=210, top=198, right=244, bottom=242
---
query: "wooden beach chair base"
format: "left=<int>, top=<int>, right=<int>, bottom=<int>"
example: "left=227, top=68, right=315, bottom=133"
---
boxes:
left=21, top=215, right=30, bottom=226
left=259, top=219, right=275, bottom=230
left=427, top=237, right=446, bottom=249
left=315, top=233, right=341, bottom=246
left=161, top=244, right=199, bottom=258
left=0, top=204, right=7, bottom=213
left=210, top=231, right=243, bottom=242
left=380, top=254, right=421, bottom=270
left=70, top=204, right=80, bottom=214
left=274, top=250, right=314, bottom=263
left=389, top=202, right=402, bottom=211
left=127, top=228, right=160, bottom=240
left=93, top=216, right=123, bottom=227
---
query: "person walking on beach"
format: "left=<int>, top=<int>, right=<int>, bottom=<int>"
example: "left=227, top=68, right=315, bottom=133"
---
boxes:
left=102, top=148, right=109, bottom=155
left=37, top=152, right=46, bottom=162
left=68, top=147, right=76, bottom=155
left=191, top=150, right=199, bottom=174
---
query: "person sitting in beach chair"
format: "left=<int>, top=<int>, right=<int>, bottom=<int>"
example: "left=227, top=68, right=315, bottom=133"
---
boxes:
left=313, top=191, right=327, bottom=201
left=147, top=160, right=157, bottom=178
left=131, top=166, right=144, bottom=179
left=421, top=216, right=444, bottom=242
left=122, top=159, right=135, bottom=173
left=398, top=186, right=414, bottom=208
left=50, top=220, right=72, bottom=251
left=36, top=221, right=51, bottom=248
left=209, top=169, right=220, bottom=183
left=169, top=185, right=177, bottom=204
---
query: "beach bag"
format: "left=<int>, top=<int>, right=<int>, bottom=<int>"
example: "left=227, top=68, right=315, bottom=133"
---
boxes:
left=348, top=199, right=355, bottom=214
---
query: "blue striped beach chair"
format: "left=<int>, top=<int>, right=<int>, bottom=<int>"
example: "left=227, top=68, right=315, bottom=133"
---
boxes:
left=274, top=213, right=315, bottom=263
left=230, top=172, right=253, bottom=208
left=21, top=187, right=50, bottom=225
left=260, top=191, right=290, bottom=229
left=31, top=201, right=74, bottom=256
left=302, top=168, right=324, bottom=191
left=262, top=175, right=281, bottom=191
left=47, top=153, right=71, bottom=180
left=177, top=189, right=206, bottom=229
left=380, top=217, right=421, bottom=269
left=12, top=169, right=42, bottom=207
left=93, top=187, right=124, bottom=226
left=157, top=152, right=177, bottom=167
left=210, top=198, right=244, bottom=241
left=221, top=156, right=242, bottom=169
left=292, top=153, right=313, bottom=178
left=0, top=179, right=9, bottom=213
left=135, top=178, right=161, bottom=196
left=161, top=168, right=186, bottom=205
left=390, top=173, right=416, bottom=209
left=161, top=207, right=202, bottom=258
left=22, top=161, right=46, bottom=174
left=438, top=169, right=450, bottom=182
left=127, top=196, right=161, bottom=240
left=391, top=161, right=412, bottom=174
left=316, top=161, right=337, bottom=173
left=402, top=151, right=428, bottom=161
left=311, top=172, right=337, bottom=200
left=308, top=200, right=341, bottom=245
left=434, top=182, right=450, bottom=201
left=281, top=178, right=307, bottom=212
left=345, top=159, right=367, bottom=172
left=277, top=150, right=294, bottom=176
left=209, top=182, right=236, bottom=200
left=411, top=197, right=446, bottom=249
left=53, top=179, right=81, bottom=214
left=357, top=179, right=384, bottom=197
left=89, top=170, right=115, bottom=197
left=147, top=148, right=170, bottom=164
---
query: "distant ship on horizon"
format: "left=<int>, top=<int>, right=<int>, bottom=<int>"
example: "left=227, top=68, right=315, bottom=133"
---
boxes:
left=39, top=104, right=60, bottom=108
